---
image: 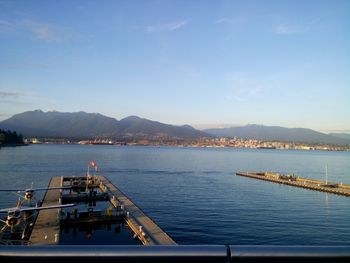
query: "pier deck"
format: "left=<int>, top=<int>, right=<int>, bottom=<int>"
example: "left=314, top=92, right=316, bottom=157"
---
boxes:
left=236, top=172, right=350, bottom=197
left=29, top=175, right=176, bottom=246
left=98, top=176, right=177, bottom=245
left=29, top=176, right=62, bottom=245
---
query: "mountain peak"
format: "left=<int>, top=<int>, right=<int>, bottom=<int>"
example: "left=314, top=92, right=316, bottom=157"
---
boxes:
left=0, top=110, right=120, bottom=138
left=182, top=124, right=195, bottom=129
left=121, top=115, right=142, bottom=121
left=0, top=111, right=208, bottom=139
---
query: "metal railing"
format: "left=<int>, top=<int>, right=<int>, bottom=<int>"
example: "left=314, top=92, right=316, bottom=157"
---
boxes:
left=1, top=245, right=350, bottom=263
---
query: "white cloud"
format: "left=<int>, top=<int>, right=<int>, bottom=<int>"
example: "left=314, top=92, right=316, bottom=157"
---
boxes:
left=215, top=18, right=230, bottom=24
left=274, top=24, right=306, bottom=35
left=0, top=90, right=31, bottom=107
left=0, top=91, right=22, bottom=98
left=21, top=20, right=62, bottom=42
left=145, top=20, right=188, bottom=33
left=225, top=72, right=268, bottom=102
left=0, top=19, right=70, bottom=42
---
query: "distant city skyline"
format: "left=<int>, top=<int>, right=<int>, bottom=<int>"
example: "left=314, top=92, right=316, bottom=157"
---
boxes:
left=1, top=1, right=349, bottom=132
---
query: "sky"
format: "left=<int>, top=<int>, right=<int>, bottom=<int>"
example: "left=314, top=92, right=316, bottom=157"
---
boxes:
left=0, top=0, right=349, bottom=133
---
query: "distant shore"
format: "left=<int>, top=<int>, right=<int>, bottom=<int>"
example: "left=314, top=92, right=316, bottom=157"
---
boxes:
left=22, top=138, right=350, bottom=152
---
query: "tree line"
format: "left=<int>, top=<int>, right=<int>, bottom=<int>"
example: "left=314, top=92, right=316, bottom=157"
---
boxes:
left=0, top=129, right=24, bottom=145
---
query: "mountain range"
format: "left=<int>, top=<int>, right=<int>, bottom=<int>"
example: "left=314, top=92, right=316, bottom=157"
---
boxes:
left=0, top=110, right=207, bottom=139
left=0, top=110, right=349, bottom=145
left=204, top=125, right=350, bottom=145
left=328, top=133, right=350, bottom=141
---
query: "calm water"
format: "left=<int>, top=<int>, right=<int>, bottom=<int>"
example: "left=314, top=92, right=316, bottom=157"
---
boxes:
left=0, top=144, right=349, bottom=245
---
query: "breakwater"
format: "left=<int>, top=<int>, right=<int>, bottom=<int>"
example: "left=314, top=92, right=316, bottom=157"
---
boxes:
left=236, top=172, right=350, bottom=197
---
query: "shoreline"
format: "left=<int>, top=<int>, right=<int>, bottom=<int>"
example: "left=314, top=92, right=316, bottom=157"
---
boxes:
left=20, top=142, right=350, bottom=152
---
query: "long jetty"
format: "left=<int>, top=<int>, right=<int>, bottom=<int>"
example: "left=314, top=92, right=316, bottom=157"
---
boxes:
left=98, top=176, right=176, bottom=245
left=29, top=177, right=62, bottom=245
left=236, top=172, right=350, bottom=197
left=29, top=175, right=176, bottom=246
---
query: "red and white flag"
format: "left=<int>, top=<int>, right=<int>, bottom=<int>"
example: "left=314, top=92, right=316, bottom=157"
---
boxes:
left=89, top=161, right=98, bottom=171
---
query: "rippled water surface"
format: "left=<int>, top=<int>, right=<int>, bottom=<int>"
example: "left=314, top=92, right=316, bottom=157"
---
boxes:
left=0, top=145, right=349, bottom=245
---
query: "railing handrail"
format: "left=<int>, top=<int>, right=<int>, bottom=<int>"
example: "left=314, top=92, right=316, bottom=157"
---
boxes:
left=1, top=245, right=350, bottom=262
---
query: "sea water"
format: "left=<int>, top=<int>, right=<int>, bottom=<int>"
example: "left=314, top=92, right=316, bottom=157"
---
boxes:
left=0, top=144, right=349, bottom=245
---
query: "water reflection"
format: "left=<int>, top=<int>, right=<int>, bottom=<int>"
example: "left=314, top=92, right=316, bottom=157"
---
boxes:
left=60, top=221, right=140, bottom=245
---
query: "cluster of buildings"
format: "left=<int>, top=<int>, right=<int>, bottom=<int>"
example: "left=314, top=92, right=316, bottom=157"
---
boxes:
left=25, top=136, right=350, bottom=151
left=187, top=137, right=349, bottom=151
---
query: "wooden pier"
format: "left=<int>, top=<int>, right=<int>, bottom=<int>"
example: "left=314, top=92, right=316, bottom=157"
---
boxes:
left=28, top=175, right=176, bottom=246
left=98, top=176, right=177, bottom=245
left=236, top=172, right=350, bottom=197
left=29, top=177, right=62, bottom=245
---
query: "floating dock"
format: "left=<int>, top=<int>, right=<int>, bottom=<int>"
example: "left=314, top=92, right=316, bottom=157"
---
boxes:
left=98, top=176, right=176, bottom=245
left=236, top=172, right=350, bottom=197
left=28, top=175, right=176, bottom=246
left=29, top=177, right=62, bottom=245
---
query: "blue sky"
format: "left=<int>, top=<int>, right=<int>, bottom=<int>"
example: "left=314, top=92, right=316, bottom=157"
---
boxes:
left=0, top=0, right=349, bottom=132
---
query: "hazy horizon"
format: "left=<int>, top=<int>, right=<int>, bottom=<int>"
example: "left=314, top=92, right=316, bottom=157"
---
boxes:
left=1, top=1, right=349, bottom=132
